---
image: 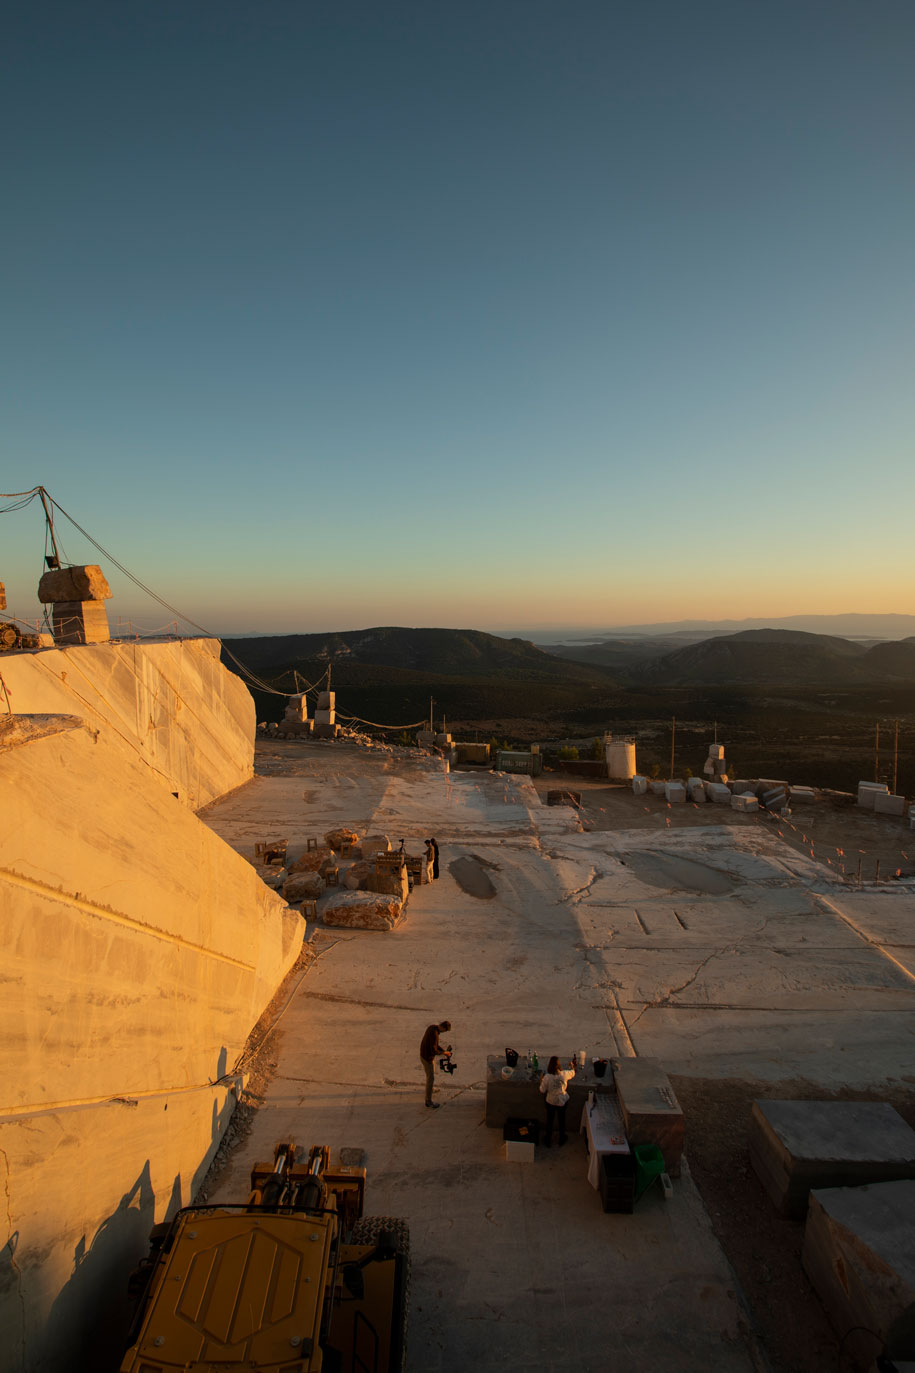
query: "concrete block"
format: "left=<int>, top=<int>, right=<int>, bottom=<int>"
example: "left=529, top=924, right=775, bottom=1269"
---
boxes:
left=749, top=1100, right=915, bottom=1218
left=455, top=742, right=490, bottom=764
left=708, top=744, right=725, bottom=761
left=38, top=563, right=112, bottom=603
left=313, top=722, right=338, bottom=739
left=859, top=781, right=889, bottom=809
left=714, top=759, right=728, bottom=775
left=762, top=787, right=787, bottom=810
left=315, top=708, right=335, bottom=725
left=789, top=786, right=816, bottom=804
left=416, top=729, right=435, bottom=747
left=51, top=600, right=111, bottom=644
left=359, top=834, right=391, bottom=860
left=317, top=690, right=335, bottom=710
left=731, top=793, right=759, bottom=812
left=755, top=779, right=790, bottom=798
left=706, top=783, right=731, bottom=804
left=614, top=1058, right=683, bottom=1177
left=649, top=780, right=666, bottom=795
left=802, top=1181, right=915, bottom=1369
left=284, top=693, right=308, bottom=722
left=631, top=775, right=649, bottom=795
left=874, top=792, right=906, bottom=817
left=664, top=782, right=686, bottom=803
left=702, top=759, right=717, bottom=777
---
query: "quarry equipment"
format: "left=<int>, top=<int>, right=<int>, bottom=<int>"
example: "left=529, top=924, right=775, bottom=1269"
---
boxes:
left=121, top=1141, right=409, bottom=1373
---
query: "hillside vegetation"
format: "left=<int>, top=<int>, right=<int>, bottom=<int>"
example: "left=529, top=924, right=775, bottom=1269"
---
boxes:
left=221, top=625, right=915, bottom=795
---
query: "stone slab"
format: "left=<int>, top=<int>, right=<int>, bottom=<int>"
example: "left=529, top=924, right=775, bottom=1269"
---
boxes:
left=749, top=1100, right=915, bottom=1217
left=613, top=1058, right=684, bottom=1178
left=802, top=1180, right=915, bottom=1366
left=874, top=792, right=906, bottom=817
left=665, top=782, right=686, bottom=803
left=321, top=891, right=404, bottom=931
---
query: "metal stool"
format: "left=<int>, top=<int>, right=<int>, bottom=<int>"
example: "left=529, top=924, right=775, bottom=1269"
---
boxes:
left=301, top=898, right=317, bottom=920
left=306, top=836, right=319, bottom=852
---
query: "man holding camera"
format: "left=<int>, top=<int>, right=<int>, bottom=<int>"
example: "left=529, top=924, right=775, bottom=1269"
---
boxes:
left=420, top=1020, right=451, bottom=1108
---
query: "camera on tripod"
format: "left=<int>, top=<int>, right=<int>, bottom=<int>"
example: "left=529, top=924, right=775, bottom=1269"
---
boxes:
left=438, top=1046, right=457, bottom=1075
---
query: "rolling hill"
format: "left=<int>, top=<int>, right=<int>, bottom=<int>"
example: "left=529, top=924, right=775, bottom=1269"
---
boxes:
left=632, top=629, right=874, bottom=686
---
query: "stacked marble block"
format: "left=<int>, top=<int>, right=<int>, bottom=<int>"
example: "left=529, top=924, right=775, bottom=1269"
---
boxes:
left=314, top=690, right=338, bottom=740
left=703, top=743, right=729, bottom=784
left=750, top=1099, right=915, bottom=1368
left=38, top=564, right=112, bottom=645
left=859, top=781, right=907, bottom=817
left=280, top=693, right=312, bottom=737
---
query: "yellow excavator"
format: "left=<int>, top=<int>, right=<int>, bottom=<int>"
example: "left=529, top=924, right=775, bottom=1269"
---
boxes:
left=121, top=1142, right=409, bottom=1373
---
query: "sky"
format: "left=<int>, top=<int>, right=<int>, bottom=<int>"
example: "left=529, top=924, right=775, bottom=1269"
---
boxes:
left=2, top=1, right=914, bottom=636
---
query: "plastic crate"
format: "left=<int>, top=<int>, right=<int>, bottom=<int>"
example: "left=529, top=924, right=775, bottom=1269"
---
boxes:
left=599, top=1152, right=636, bottom=1213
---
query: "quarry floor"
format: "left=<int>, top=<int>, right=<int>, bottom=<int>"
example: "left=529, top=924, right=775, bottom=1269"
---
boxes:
left=199, top=740, right=915, bottom=1373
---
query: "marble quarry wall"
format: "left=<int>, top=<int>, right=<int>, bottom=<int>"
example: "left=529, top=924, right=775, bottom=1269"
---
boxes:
left=0, top=645, right=301, bottom=1371
left=0, top=637, right=254, bottom=809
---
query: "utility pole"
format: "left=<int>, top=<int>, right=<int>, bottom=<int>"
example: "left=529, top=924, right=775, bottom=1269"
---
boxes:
left=875, top=723, right=880, bottom=783
left=38, top=486, right=62, bottom=567
left=893, top=720, right=899, bottom=795
left=670, top=716, right=676, bottom=780
left=429, top=697, right=435, bottom=733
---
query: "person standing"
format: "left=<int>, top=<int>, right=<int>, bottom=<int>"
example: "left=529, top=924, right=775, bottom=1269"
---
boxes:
left=539, top=1055, right=576, bottom=1146
left=428, top=837, right=440, bottom=880
left=420, top=1020, right=451, bottom=1108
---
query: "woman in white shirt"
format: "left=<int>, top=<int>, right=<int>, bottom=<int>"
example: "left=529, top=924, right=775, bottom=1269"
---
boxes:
left=539, top=1055, right=576, bottom=1146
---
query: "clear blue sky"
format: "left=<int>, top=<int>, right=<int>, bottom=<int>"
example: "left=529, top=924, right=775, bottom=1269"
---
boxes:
left=3, top=1, right=913, bottom=634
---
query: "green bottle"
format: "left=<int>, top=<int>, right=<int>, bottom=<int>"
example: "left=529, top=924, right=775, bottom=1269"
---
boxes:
left=531, top=1050, right=539, bottom=1071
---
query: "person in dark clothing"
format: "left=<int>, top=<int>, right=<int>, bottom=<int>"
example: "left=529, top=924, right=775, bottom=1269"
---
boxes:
left=425, top=837, right=440, bottom=880
left=420, top=1020, right=451, bottom=1107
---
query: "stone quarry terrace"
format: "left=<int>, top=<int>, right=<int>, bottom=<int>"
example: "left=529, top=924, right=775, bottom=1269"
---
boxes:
left=199, top=738, right=915, bottom=1373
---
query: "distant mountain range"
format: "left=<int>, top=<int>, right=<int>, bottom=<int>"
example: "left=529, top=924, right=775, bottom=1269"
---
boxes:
left=631, top=628, right=915, bottom=686
left=223, top=623, right=915, bottom=695
left=521, top=613, right=915, bottom=643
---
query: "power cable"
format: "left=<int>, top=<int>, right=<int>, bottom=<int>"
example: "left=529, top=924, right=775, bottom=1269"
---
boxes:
left=336, top=711, right=428, bottom=731
left=42, top=492, right=290, bottom=697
